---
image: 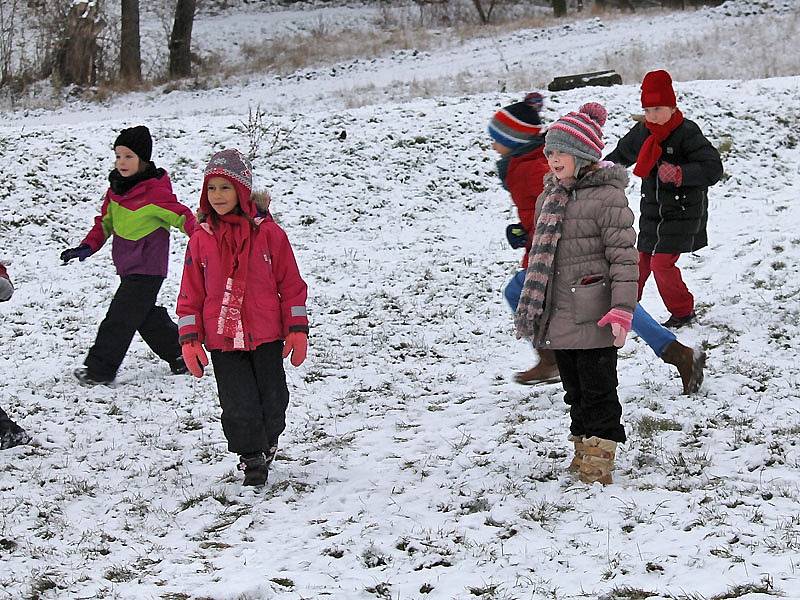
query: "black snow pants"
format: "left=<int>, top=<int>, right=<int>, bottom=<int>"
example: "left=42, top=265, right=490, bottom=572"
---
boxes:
left=84, top=274, right=181, bottom=379
left=553, top=347, right=626, bottom=443
left=210, top=341, right=290, bottom=456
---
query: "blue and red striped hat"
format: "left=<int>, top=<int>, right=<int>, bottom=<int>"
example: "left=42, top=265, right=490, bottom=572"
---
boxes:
left=488, top=92, right=544, bottom=149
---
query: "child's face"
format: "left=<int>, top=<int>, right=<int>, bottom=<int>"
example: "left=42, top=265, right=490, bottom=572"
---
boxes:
left=115, top=146, right=141, bottom=177
left=206, top=177, right=238, bottom=215
left=643, top=106, right=676, bottom=125
left=492, top=141, right=512, bottom=156
left=546, top=150, right=576, bottom=180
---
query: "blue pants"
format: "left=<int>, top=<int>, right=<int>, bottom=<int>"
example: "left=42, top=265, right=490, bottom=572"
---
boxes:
left=504, top=271, right=676, bottom=357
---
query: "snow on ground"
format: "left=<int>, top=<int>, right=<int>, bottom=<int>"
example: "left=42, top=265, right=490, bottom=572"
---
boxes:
left=2, top=3, right=800, bottom=600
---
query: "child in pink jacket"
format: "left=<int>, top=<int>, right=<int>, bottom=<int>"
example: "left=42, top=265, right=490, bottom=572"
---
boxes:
left=177, top=149, right=309, bottom=487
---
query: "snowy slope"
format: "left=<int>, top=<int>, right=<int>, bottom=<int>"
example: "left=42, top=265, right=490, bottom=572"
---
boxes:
left=2, top=4, right=800, bottom=600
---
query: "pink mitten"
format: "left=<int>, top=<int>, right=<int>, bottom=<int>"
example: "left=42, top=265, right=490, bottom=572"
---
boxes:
left=182, top=340, right=208, bottom=378
left=657, top=163, right=683, bottom=186
left=597, top=308, right=633, bottom=347
left=282, top=332, right=308, bottom=367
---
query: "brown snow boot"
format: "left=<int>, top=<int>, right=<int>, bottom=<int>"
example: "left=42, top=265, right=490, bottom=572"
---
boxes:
left=568, top=434, right=585, bottom=473
left=513, top=349, right=560, bottom=385
left=579, top=436, right=616, bottom=485
left=661, top=341, right=706, bottom=395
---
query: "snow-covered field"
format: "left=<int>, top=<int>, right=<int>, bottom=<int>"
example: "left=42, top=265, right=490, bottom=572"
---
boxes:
left=2, top=2, right=800, bottom=599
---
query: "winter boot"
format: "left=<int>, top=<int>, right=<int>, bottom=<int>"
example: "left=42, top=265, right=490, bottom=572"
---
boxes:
left=73, top=367, right=114, bottom=387
left=568, top=434, right=585, bottom=473
left=579, top=436, right=616, bottom=485
left=0, top=416, right=31, bottom=450
left=661, top=312, right=696, bottom=329
left=238, top=453, right=269, bottom=487
left=513, top=349, right=560, bottom=385
left=169, top=357, right=188, bottom=375
left=661, top=341, right=706, bottom=395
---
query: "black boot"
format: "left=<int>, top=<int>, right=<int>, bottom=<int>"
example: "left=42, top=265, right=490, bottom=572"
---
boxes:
left=169, top=357, right=188, bottom=375
left=74, top=367, right=114, bottom=387
left=238, top=453, right=269, bottom=486
left=661, top=341, right=706, bottom=394
left=0, top=416, right=31, bottom=450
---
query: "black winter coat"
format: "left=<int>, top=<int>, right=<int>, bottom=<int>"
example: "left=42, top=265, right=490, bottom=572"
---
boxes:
left=605, top=119, right=723, bottom=254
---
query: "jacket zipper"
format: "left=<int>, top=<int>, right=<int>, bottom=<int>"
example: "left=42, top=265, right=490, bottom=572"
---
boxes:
left=653, top=162, right=663, bottom=255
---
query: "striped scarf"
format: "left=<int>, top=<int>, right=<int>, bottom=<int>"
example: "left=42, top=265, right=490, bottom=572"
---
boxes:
left=514, top=176, right=575, bottom=339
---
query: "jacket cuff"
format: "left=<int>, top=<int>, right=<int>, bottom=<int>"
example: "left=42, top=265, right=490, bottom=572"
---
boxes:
left=288, top=325, right=309, bottom=335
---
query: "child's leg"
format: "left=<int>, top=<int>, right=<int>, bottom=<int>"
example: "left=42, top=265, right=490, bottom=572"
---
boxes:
left=650, top=253, right=694, bottom=318
left=574, top=347, right=625, bottom=443
left=252, top=341, right=290, bottom=449
left=553, top=350, right=586, bottom=438
left=138, top=304, right=181, bottom=364
left=84, top=275, right=164, bottom=379
left=209, top=349, right=269, bottom=455
left=637, top=251, right=652, bottom=301
left=631, top=303, right=676, bottom=357
left=503, top=270, right=527, bottom=312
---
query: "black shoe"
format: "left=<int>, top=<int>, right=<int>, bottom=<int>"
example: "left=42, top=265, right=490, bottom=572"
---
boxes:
left=0, top=419, right=31, bottom=450
left=169, top=357, right=188, bottom=375
left=238, top=453, right=269, bottom=487
left=73, top=367, right=114, bottom=386
left=661, top=312, right=696, bottom=329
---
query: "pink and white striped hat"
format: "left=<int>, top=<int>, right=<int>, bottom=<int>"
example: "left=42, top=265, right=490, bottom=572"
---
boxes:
left=544, top=102, right=607, bottom=162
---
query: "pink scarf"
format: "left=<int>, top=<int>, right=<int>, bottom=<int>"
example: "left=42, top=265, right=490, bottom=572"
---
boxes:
left=215, top=213, right=252, bottom=350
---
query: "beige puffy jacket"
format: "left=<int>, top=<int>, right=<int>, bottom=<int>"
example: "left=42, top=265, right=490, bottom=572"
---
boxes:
left=533, top=165, right=639, bottom=349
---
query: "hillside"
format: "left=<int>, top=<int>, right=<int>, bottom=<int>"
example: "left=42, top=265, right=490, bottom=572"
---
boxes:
left=1, top=2, right=800, bottom=599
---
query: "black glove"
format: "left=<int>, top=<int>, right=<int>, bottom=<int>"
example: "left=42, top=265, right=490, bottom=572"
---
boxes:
left=60, top=244, right=93, bottom=264
left=505, top=223, right=528, bottom=249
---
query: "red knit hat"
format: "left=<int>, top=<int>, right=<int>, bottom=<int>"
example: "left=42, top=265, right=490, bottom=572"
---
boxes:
left=640, top=70, right=676, bottom=108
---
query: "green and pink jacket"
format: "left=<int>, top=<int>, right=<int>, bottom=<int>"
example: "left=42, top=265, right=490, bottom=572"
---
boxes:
left=82, top=169, right=196, bottom=277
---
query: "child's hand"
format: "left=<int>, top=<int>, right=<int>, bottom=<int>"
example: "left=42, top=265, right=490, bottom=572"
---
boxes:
left=282, top=332, right=308, bottom=367
left=657, top=163, right=682, bottom=186
left=182, top=340, right=208, bottom=378
left=60, top=244, right=93, bottom=265
left=505, top=223, right=528, bottom=249
left=597, top=308, right=633, bottom=347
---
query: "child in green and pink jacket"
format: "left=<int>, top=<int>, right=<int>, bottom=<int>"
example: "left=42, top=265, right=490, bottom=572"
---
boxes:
left=61, top=125, right=197, bottom=385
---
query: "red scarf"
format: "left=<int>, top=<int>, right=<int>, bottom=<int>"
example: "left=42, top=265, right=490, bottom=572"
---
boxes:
left=632, top=108, right=684, bottom=179
left=215, top=213, right=252, bottom=350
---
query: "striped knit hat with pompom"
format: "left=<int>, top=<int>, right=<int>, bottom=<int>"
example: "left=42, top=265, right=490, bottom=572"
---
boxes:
left=544, top=102, right=607, bottom=163
left=487, top=92, right=545, bottom=149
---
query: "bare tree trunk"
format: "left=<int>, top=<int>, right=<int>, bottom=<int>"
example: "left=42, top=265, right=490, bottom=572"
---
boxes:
left=169, top=0, right=197, bottom=78
left=471, top=0, right=488, bottom=23
left=57, top=1, right=104, bottom=86
left=552, top=0, right=567, bottom=17
left=120, top=0, right=141, bottom=84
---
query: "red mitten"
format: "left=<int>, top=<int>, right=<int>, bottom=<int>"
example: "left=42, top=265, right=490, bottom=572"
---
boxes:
left=597, top=308, right=633, bottom=347
left=657, top=163, right=683, bottom=186
left=282, top=332, right=308, bottom=367
left=182, top=340, right=208, bottom=378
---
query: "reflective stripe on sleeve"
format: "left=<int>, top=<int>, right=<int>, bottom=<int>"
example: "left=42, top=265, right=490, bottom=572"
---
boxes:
left=178, top=315, right=197, bottom=327
left=291, top=306, right=307, bottom=317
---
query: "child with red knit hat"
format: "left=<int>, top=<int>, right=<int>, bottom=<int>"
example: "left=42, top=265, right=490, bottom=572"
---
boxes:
left=606, top=70, right=723, bottom=328
left=515, top=102, right=639, bottom=485
left=177, top=149, right=309, bottom=487
left=488, top=92, right=559, bottom=384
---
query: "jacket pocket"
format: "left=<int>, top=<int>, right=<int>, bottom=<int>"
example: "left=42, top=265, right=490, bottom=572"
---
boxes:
left=571, top=275, right=611, bottom=324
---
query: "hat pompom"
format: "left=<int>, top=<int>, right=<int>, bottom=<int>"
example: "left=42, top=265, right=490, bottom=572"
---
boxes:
left=579, top=102, right=607, bottom=128
left=524, top=91, right=544, bottom=110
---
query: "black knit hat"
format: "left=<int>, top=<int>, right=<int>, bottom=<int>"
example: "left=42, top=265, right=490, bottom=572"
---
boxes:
left=113, top=125, right=153, bottom=162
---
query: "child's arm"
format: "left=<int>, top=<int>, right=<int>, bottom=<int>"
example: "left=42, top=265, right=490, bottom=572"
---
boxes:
left=0, top=263, right=13, bottom=302
left=154, top=194, right=198, bottom=237
left=669, top=123, right=723, bottom=188
left=176, top=242, right=206, bottom=345
left=605, top=122, right=646, bottom=167
left=596, top=191, right=639, bottom=313
left=269, top=226, right=309, bottom=336
left=80, top=193, right=114, bottom=254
